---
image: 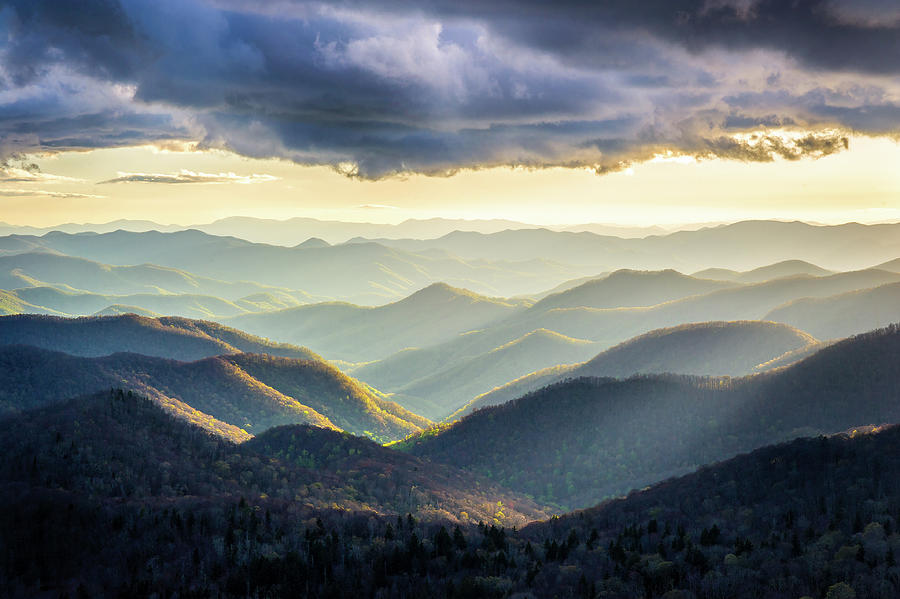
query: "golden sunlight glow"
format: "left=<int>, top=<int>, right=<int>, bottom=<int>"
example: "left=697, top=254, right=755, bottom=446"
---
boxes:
left=5, top=135, right=899, bottom=228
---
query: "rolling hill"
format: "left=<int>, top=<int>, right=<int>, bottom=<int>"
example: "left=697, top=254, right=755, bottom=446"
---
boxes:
left=7, top=285, right=252, bottom=319
left=692, top=259, right=834, bottom=282
left=376, top=329, right=599, bottom=419
left=227, top=282, right=528, bottom=362
left=573, top=320, right=817, bottom=378
left=0, top=389, right=543, bottom=525
left=0, top=314, right=321, bottom=362
left=457, top=321, right=818, bottom=417
left=765, top=281, right=900, bottom=340
left=522, top=423, right=900, bottom=598
left=351, top=270, right=897, bottom=416
left=517, top=268, right=900, bottom=345
left=402, top=324, right=900, bottom=509
left=875, top=257, right=900, bottom=272
left=366, top=220, right=900, bottom=272
left=0, top=230, right=580, bottom=303
left=0, top=251, right=298, bottom=300
left=0, top=345, right=425, bottom=441
left=529, top=269, right=736, bottom=312
left=0, top=289, right=61, bottom=316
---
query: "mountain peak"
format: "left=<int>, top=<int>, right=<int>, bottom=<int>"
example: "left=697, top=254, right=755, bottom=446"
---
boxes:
left=296, top=237, right=331, bottom=249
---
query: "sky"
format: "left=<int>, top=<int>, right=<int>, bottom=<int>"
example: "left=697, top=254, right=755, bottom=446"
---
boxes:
left=1, top=0, right=899, bottom=226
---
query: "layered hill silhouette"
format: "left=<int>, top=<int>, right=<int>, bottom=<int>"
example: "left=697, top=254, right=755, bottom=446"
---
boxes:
left=369, top=329, right=598, bottom=419
left=352, top=270, right=896, bottom=415
left=402, top=324, right=900, bottom=509
left=0, top=314, right=320, bottom=362
left=227, top=283, right=527, bottom=362
left=0, top=230, right=578, bottom=303
left=5, top=285, right=253, bottom=319
left=529, top=269, right=736, bottom=312
left=573, top=320, right=816, bottom=377
left=458, top=320, right=818, bottom=417
left=692, top=258, right=834, bottom=282
left=0, top=251, right=299, bottom=300
left=0, top=344, right=426, bottom=441
left=364, top=220, right=900, bottom=271
left=765, top=281, right=900, bottom=340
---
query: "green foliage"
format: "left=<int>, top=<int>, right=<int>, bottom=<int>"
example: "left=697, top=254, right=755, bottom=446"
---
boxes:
left=8, top=402, right=900, bottom=598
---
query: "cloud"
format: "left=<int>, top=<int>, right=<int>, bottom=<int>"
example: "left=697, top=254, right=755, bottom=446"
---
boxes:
left=358, top=203, right=398, bottom=210
left=0, top=188, right=104, bottom=199
left=0, top=0, right=897, bottom=178
left=98, top=169, right=278, bottom=184
left=0, top=156, right=81, bottom=183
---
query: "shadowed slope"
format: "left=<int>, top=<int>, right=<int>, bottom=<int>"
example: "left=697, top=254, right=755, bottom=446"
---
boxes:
left=0, top=390, right=542, bottom=525
left=458, top=321, right=817, bottom=417
left=404, top=324, right=900, bottom=509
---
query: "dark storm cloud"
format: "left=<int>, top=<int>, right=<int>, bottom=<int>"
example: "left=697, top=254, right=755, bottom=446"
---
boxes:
left=0, top=0, right=898, bottom=177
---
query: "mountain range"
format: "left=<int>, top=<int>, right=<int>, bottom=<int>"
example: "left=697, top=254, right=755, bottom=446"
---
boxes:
left=4, top=217, right=900, bottom=597
left=401, top=324, right=900, bottom=509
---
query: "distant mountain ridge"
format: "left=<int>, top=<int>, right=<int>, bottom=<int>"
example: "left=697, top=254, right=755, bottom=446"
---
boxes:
left=0, top=216, right=672, bottom=245
left=0, top=229, right=580, bottom=302
left=362, top=220, right=900, bottom=272
left=227, top=282, right=528, bottom=362
left=352, top=269, right=899, bottom=416
left=0, top=313, right=321, bottom=361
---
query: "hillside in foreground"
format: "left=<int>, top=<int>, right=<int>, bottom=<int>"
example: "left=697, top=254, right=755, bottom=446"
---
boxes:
left=0, top=389, right=545, bottom=526
left=5, top=390, right=900, bottom=597
left=522, top=423, right=900, bottom=598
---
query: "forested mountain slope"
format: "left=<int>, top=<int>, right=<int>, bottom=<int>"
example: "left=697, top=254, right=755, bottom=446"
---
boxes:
left=0, top=390, right=543, bottom=526
left=0, top=345, right=425, bottom=441
left=523, top=424, right=900, bottom=598
left=404, top=324, right=900, bottom=509
left=5, top=389, right=899, bottom=597
left=458, top=321, right=817, bottom=417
